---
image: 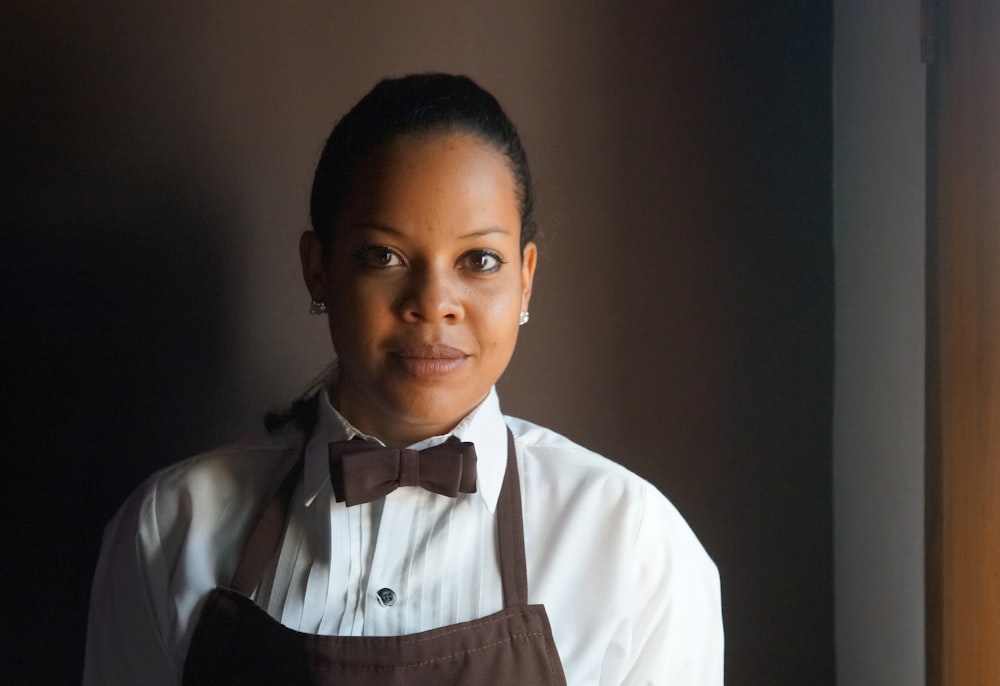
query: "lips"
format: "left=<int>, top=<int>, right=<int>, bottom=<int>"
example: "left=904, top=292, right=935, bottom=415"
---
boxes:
left=389, top=344, right=469, bottom=378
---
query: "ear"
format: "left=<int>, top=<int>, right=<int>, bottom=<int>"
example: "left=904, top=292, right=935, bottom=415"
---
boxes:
left=299, top=231, right=327, bottom=302
left=519, top=241, right=538, bottom=313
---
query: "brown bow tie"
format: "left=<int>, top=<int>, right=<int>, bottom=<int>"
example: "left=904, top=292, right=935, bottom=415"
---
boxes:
left=328, top=437, right=478, bottom=506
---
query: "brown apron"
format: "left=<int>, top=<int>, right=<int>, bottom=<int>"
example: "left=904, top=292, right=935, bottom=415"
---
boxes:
left=182, top=430, right=567, bottom=685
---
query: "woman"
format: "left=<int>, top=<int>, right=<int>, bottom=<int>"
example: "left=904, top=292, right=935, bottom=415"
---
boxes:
left=84, top=73, right=723, bottom=685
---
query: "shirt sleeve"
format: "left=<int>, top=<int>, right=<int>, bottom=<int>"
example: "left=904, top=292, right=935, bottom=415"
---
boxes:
left=620, top=487, right=724, bottom=685
left=83, top=481, right=180, bottom=686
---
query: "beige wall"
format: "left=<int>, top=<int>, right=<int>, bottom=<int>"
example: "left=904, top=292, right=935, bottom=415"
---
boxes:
left=5, top=2, right=834, bottom=682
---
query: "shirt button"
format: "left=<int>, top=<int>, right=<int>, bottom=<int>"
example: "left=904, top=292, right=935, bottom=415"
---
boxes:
left=376, top=587, right=397, bottom=607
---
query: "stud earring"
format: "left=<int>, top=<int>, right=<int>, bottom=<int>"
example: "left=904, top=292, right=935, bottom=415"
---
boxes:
left=519, top=311, right=530, bottom=326
left=310, top=299, right=327, bottom=315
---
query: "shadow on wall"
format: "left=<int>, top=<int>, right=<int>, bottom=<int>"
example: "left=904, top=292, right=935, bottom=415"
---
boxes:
left=4, top=11, right=242, bottom=680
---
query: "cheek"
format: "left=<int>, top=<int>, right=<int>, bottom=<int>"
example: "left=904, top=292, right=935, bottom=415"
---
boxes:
left=483, top=297, right=514, bottom=321
left=333, top=276, right=391, bottom=315
left=472, top=293, right=519, bottom=353
left=327, top=282, right=391, bottom=350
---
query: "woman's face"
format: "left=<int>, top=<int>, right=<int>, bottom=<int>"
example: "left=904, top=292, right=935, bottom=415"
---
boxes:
left=301, top=132, right=536, bottom=446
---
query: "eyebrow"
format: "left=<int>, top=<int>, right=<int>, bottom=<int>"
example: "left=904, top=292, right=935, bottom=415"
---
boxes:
left=349, top=222, right=511, bottom=239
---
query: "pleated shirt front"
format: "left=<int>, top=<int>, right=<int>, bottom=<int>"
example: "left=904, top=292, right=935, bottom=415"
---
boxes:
left=84, top=387, right=724, bottom=685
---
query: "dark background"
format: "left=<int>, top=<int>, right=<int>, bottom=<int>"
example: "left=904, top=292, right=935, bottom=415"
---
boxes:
left=3, top=2, right=833, bottom=682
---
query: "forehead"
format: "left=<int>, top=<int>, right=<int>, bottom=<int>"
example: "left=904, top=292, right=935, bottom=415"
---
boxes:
left=341, top=132, right=520, bottom=230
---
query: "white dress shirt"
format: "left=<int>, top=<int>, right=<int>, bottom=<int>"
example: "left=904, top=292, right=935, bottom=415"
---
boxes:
left=84, top=388, right=723, bottom=685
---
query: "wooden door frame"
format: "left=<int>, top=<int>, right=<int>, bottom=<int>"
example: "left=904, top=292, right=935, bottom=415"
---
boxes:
left=925, top=1, right=1000, bottom=684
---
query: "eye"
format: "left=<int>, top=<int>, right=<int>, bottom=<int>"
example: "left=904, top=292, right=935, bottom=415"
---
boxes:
left=354, top=245, right=403, bottom=268
left=460, top=249, right=506, bottom=273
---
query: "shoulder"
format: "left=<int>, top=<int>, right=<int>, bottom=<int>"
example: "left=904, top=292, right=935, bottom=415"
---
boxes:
left=103, top=431, right=301, bottom=584
left=128, top=433, right=297, bottom=524
left=506, top=415, right=637, bottom=473
left=152, top=433, right=297, bottom=496
left=505, top=415, right=669, bottom=510
left=505, top=415, right=713, bottom=564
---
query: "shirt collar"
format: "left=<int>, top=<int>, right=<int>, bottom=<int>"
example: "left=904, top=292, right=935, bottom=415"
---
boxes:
left=302, top=387, right=508, bottom=513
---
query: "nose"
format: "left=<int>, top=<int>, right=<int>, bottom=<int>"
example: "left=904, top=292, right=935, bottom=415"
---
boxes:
left=398, top=263, right=464, bottom=323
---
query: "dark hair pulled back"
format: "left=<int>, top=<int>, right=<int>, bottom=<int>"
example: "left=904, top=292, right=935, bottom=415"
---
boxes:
left=309, top=72, right=536, bottom=250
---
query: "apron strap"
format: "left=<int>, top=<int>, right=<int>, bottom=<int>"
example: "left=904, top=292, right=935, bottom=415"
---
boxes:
left=230, top=443, right=303, bottom=596
left=229, top=428, right=529, bottom=608
left=496, top=428, right=529, bottom=607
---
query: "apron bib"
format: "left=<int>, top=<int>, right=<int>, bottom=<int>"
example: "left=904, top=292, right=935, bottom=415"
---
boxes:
left=182, top=430, right=567, bottom=685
